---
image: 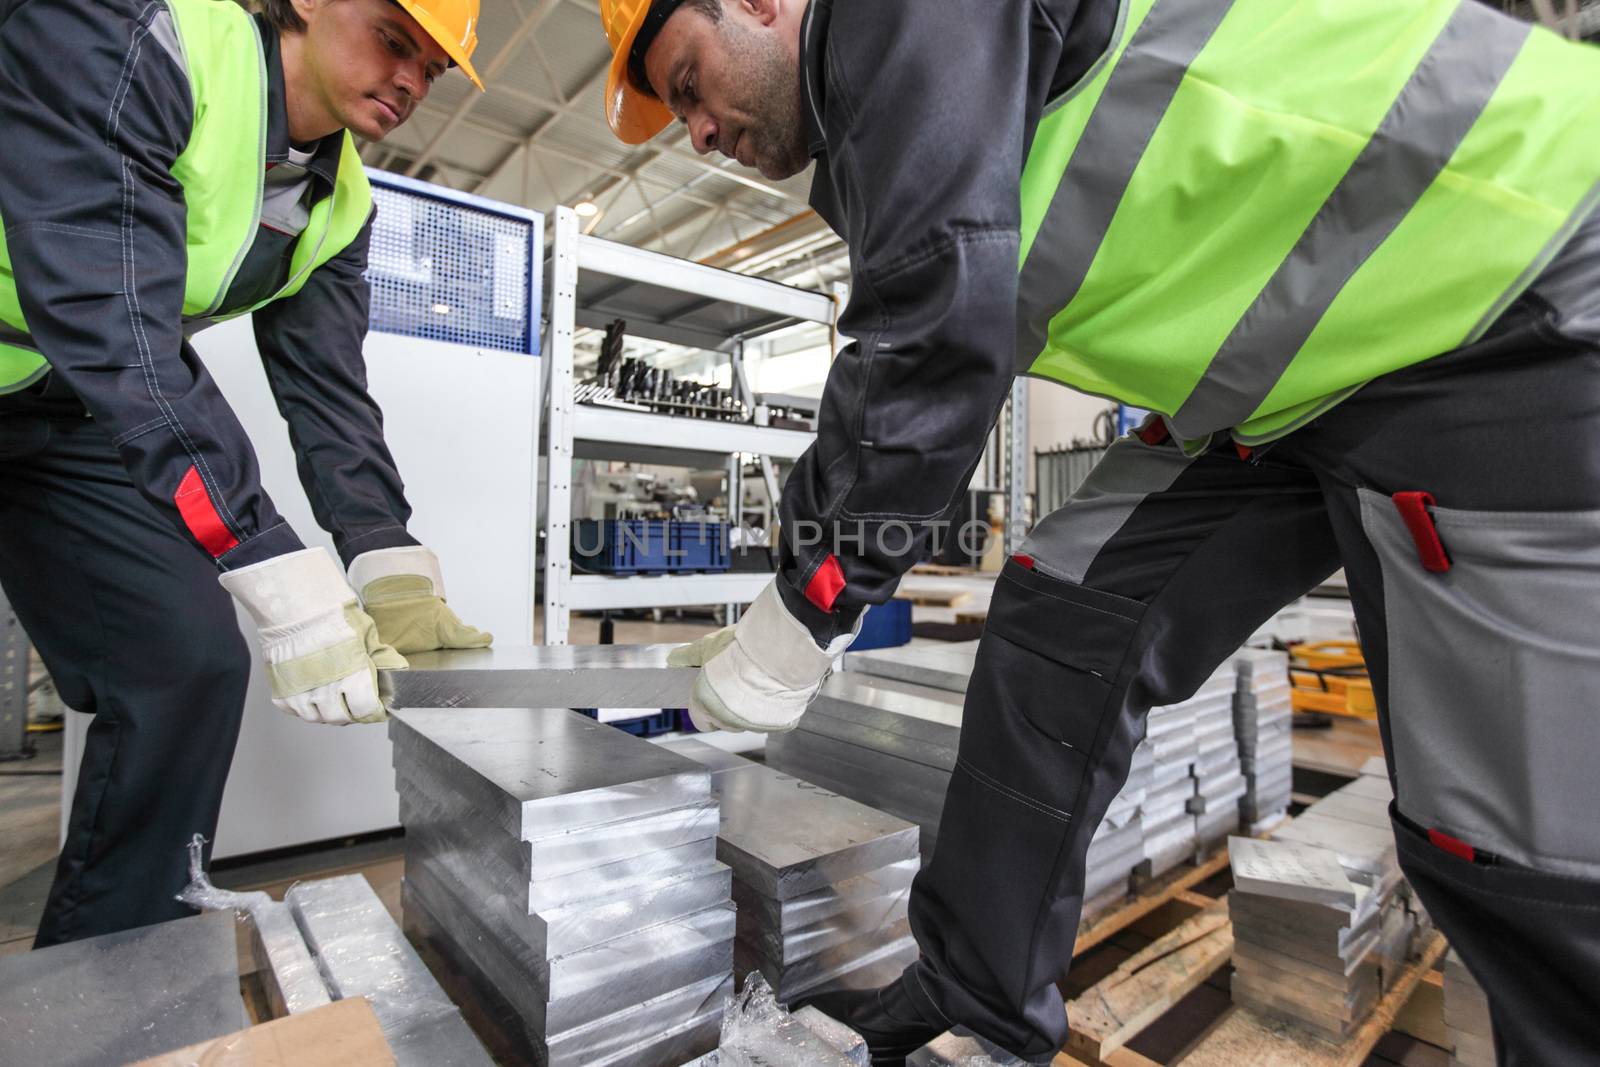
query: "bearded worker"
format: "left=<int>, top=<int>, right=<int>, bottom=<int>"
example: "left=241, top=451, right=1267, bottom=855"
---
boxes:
left=0, top=0, right=493, bottom=946
left=602, top=0, right=1600, bottom=1064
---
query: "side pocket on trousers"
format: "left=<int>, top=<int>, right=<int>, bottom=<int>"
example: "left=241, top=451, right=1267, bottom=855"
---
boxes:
left=984, top=560, right=1144, bottom=753
left=1359, top=489, right=1600, bottom=878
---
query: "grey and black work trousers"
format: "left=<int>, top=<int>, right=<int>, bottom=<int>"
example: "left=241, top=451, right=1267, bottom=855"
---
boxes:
left=0, top=404, right=249, bottom=947
left=896, top=291, right=1600, bottom=1065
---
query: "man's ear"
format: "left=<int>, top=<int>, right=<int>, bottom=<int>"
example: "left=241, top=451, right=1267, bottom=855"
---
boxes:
left=290, top=0, right=319, bottom=25
left=740, top=0, right=782, bottom=29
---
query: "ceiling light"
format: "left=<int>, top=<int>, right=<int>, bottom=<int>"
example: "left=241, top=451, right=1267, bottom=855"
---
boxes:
left=574, top=199, right=600, bottom=218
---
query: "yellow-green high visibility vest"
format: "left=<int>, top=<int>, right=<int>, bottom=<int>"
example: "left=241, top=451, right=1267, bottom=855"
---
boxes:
left=0, top=0, right=373, bottom=394
left=1017, top=0, right=1600, bottom=446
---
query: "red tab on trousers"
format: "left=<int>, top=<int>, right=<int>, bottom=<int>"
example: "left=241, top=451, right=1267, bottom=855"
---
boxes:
left=1393, top=491, right=1450, bottom=573
left=1428, top=828, right=1476, bottom=863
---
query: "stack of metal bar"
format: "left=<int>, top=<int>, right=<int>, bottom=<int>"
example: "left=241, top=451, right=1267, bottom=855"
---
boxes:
left=1227, top=778, right=1404, bottom=1041
left=1444, top=950, right=1494, bottom=1067
left=662, top=737, right=922, bottom=1004
left=1187, top=662, right=1246, bottom=859
left=1138, top=678, right=1210, bottom=878
left=767, top=665, right=964, bottom=859
left=1231, top=647, right=1294, bottom=833
left=1082, top=744, right=1149, bottom=916
left=391, top=706, right=734, bottom=1067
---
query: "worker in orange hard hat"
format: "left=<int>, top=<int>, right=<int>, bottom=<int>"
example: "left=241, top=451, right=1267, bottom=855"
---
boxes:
left=0, top=0, right=490, bottom=947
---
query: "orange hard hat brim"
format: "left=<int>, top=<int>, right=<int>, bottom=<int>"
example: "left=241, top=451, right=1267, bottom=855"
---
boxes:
left=604, top=2, right=675, bottom=144
left=393, top=0, right=485, bottom=92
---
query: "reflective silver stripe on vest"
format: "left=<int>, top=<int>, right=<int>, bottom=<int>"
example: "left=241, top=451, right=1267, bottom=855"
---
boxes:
left=1169, top=1, right=1530, bottom=438
left=1014, top=0, right=1237, bottom=372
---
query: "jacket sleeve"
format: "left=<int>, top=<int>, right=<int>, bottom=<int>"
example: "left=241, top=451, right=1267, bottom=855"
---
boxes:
left=0, top=0, right=304, bottom=569
left=776, top=0, right=1034, bottom=643
left=251, top=211, right=420, bottom=567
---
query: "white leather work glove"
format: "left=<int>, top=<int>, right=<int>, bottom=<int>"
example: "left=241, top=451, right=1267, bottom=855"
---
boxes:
left=220, top=547, right=407, bottom=725
left=348, top=546, right=492, bottom=655
left=667, top=580, right=858, bottom=733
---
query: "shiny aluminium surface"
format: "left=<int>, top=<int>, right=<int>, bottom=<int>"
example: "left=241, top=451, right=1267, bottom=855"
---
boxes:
left=732, top=858, right=920, bottom=934
left=249, top=900, right=334, bottom=1016
left=739, top=930, right=920, bottom=1003
left=285, top=874, right=491, bottom=1066
left=380, top=644, right=696, bottom=709
left=738, top=916, right=914, bottom=994
left=818, top=672, right=966, bottom=739
left=843, top=642, right=980, bottom=694
left=713, top=763, right=919, bottom=899
left=388, top=706, right=709, bottom=841
left=0, top=912, right=248, bottom=1067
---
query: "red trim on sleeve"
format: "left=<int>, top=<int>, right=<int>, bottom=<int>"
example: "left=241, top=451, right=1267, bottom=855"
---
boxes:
left=174, top=465, right=239, bottom=558
left=804, top=554, right=847, bottom=613
left=1234, top=442, right=1254, bottom=461
left=1428, top=828, right=1476, bottom=863
left=1136, top=420, right=1170, bottom=447
left=1012, top=554, right=1036, bottom=571
left=1393, top=491, right=1451, bottom=573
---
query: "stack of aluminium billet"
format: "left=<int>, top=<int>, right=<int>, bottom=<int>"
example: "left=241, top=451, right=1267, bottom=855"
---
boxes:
left=1225, top=836, right=1385, bottom=1042
left=1138, top=670, right=1227, bottom=878
left=662, top=737, right=923, bottom=1004
left=1226, top=777, right=1405, bottom=1041
left=1082, top=743, right=1150, bottom=915
left=1444, top=950, right=1495, bottom=1067
left=284, top=875, right=493, bottom=1065
left=1231, top=647, right=1294, bottom=833
left=390, top=707, right=734, bottom=1067
left=1187, top=662, right=1246, bottom=859
left=766, top=669, right=963, bottom=859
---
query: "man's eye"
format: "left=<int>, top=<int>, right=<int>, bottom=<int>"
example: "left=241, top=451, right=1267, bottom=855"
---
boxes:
left=381, top=32, right=403, bottom=55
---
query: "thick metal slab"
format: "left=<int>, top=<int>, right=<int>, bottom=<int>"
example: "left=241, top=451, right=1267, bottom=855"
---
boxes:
left=1274, top=813, right=1400, bottom=884
left=733, top=859, right=919, bottom=933
left=285, top=874, right=492, bottom=1066
left=774, top=729, right=953, bottom=799
left=736, top=881, right=910, bottom=966
left=249, top=900, right=333, bottom=1016
left=738, top=916, right=913, bottom=994
left=844, top=642, right=979, bottom=694
left=800, top=705, right=959, bottom=773
left=548, top=973, right=730, bottom=1067
left=389, top=706, right=710, bottom=842
left=658, top=736, right=756, bottom=778
left=715, top=764, right=919, bottom=899
left=813, top=673, right=964, bottom=745
left=744, top=933, right=920, bottom=1005
left=381, top=644, right=697, bottom=709
left=0, top=912, right=247, bottom=1067
left=909, top=1029, right=1036, bottom=1067
left=405, top=824, right=732, bottom=958
left=404, top=861, right=735, bottom=1036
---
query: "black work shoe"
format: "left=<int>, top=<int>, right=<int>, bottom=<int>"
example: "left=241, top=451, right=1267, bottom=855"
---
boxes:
left=800, top=981, right=943, bottom=1067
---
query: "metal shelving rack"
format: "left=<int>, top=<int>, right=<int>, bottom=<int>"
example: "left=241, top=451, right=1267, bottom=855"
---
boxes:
left=542, top=207, right=836, bottom=645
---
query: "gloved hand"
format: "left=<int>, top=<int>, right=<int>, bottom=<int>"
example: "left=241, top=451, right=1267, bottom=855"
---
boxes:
left=347, top=546, right=493, bottom=655
left=219, top=547, right=407, bottom=725
left=667, top=580, right=857, bottom=732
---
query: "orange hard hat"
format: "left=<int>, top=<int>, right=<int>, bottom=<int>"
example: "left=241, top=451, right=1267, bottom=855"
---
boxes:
left=394, top=0, right=485, bottom=92
left=600, top=0, right=678, bottom=143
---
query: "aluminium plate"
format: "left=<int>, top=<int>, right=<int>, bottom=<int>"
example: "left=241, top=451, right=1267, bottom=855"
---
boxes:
left=0, top=912, right=248, bottom=1067
left=389, top=706, right=709, bottom=842
left=844, top=643, right=980, bottom=694
left=380, top=644, right=696, bottom=710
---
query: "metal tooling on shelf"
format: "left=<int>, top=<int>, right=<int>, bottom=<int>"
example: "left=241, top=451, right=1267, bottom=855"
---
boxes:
left=390, top=706, right=734, bottom=1067
left=379, top=644, right=697, bottom=711
left=285, top=875, right=493, bottom=1066
left=0, top=913, right=249, bottom=1067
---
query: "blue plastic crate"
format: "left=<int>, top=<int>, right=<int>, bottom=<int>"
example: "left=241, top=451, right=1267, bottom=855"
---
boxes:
left=853, top=598, right=914, bottom=650
left=573, top=519, right=729, bottom=575
left=573, top=708, right=681, bottom=737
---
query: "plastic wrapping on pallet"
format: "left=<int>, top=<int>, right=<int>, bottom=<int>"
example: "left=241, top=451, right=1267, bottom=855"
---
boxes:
left=907, top=1029, right=1039, bottom=1066
left=681, top=975, right=869, bottom=1066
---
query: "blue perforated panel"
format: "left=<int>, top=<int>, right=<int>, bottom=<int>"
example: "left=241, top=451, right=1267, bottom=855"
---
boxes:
left=364, top=173, right=542, bottom=354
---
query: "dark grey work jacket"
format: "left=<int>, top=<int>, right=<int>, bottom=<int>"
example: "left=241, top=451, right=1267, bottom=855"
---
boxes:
left=0, top=0, right=417, bottom=569
left=777, top=0, right=1118, bottom=642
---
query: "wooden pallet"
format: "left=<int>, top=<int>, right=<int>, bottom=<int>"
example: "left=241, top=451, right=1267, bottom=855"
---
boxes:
left=1073, top=847, right=1233, bottom=958
left=910, top=564, right=981, bottom=577
left=1058, top=903, right=1449, bottom=1067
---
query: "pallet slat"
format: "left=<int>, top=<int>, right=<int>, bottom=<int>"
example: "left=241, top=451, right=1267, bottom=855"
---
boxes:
left=1065, top=906, right=1233, bottom=1063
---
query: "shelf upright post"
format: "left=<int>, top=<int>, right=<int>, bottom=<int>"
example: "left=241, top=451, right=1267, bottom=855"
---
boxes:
left=1005, top=377, right=1030, bottom=556
left=543, top=207, right=580, bottom=645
